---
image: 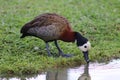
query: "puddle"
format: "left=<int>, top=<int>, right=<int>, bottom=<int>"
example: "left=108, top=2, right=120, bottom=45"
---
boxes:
left=0, top=59, right=120, bottom=80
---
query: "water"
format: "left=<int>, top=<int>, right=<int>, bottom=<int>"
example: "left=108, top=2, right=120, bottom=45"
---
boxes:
left=1, top=59, right=120, bottom=80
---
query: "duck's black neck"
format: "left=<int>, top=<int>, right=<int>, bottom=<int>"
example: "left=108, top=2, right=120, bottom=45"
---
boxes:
left=74, top=32, right=88, bottom=46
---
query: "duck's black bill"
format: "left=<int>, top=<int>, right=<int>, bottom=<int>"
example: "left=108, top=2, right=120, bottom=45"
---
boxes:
left=83, top=51, right=89, bottom=63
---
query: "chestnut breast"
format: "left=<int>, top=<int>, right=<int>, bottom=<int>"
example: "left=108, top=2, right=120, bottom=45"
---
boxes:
left=21, top=13, right=75, bottom=42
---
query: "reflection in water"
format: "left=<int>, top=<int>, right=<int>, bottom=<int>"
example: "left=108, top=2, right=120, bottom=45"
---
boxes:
left=0, top=64, right=89, bottom=80
left=46, top=69, right=67, bottom=80
left=46, top=64, right=91, bottom=80
left=78, top=63, right=91, bottom=80
left=0, top=59, right=120, bottom=80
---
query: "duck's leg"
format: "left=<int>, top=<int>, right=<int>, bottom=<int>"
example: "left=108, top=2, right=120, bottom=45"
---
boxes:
left=45, top=42, right=52, bottom=56
left=54, top=40, right=72, bottom=57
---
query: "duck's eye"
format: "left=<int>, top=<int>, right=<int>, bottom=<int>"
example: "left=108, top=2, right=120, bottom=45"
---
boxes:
left=84, top=45, right=87, bottom=48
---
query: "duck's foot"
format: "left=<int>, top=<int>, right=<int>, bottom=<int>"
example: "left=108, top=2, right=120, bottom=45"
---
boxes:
left=60, top=53, right=73, bottom=57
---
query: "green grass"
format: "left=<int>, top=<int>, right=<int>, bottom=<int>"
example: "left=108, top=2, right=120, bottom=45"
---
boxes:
left=0, top=0, right=120, bottom=75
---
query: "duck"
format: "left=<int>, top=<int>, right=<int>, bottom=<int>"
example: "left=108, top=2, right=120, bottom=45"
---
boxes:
left=20, top=13, right=91, bottom=63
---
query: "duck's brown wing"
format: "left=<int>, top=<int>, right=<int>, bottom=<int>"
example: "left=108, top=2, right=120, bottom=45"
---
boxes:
left=20, top=13, right=72, bottom=39
left=20, top=14, right=47, bottom=34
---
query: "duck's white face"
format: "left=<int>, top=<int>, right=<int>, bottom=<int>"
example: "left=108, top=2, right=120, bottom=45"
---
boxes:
left=74, top=32, right=91, bottom=63
left=78, top=41, right=91, bottom=52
